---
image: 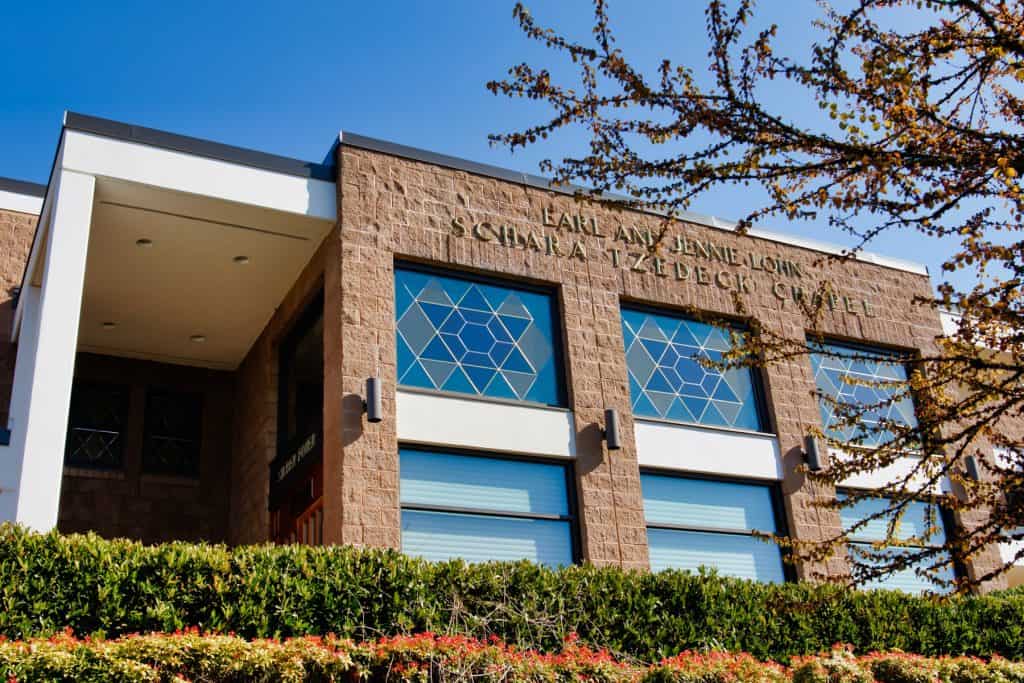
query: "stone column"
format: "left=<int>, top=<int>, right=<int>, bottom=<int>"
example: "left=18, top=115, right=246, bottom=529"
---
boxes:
left=562, top=263, right=649, bottom=570
left=757, top=313, right=848, bottom=582
left=324, top=152, right=401, bottom=549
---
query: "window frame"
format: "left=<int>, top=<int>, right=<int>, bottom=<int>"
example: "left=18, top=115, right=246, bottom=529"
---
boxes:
left=621, top=302, right=772, bottom=434
left=276, top=288, right=325, bottom=455
left=836, top=486, right=962, bottom=584
left=398, top=444, right=581, bottom=565
left=639, top=466, right=794, bottom=582
left=140, top=387, right=204, bottom=478
left=806, top=336, right=922, bottom=449
left=394, top=260, right=569, bottom=409
left=64, top=380, right=132, bottom=470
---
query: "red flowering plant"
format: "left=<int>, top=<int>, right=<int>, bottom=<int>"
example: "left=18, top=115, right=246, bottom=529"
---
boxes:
left=0, top=627, right=358, bottom=682
left=646, top=650, right=789, bottom=683
left=1, top=632, right=1023, bottom=683
left=791, top=646, right=873, bottom=683
left=859, top=650, right=1024, bottom=683
left=354, top=631, right=636, bottom=682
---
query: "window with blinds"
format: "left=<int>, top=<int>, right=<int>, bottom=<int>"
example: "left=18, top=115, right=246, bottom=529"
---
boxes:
left=641, top=472, right=786, bottom=582
left=399, top=448, right=575, bottom=567
left=839, top=492, right=955, bottom=593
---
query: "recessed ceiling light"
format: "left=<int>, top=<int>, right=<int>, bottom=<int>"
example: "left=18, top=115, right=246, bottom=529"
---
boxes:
left=232, top=255, right=250, bottom=264
left=136, top=238, right=153, bottom=247
left=101, top=321, right=117, bottom=329
left=190, top=334, right=206, bottom=343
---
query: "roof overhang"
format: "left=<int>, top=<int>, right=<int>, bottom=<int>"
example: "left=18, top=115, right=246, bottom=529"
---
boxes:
left=14, top=113, right=337, bottom=370
left=0, top=177, right=45, bottom=215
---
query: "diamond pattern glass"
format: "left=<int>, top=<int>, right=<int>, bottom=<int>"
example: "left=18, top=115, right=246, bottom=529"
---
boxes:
left=143, top=390, right=203, bottom=477
left=621, top=308, right=763, bottom=431
left=809, top=342, right=918, bottom=447
left=395, top=267, right=563, bottom=405
left=64, top=381, right=129, bottom=469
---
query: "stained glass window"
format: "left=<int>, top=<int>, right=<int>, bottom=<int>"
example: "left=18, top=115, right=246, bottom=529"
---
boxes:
left=621, top=308, right=763, bottom=431
left=809, top=342, right=918, bottom=447
left=64, top=381, right=130, bottom=469
left=395, top=267, right=563, bottom=406
left=142, top=390, right=203, bottom=477
left=642, top=473, right=786, bottom=582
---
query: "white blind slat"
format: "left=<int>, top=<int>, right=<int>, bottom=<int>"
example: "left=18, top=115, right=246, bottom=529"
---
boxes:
left=401, top=510, right=573, bottom=567
left=401, top=450, right=568, bottom=516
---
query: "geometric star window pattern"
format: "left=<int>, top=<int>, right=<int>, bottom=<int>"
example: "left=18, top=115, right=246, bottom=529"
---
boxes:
left=395, top=267, right=563, bottom=406
left=142, top=390, right=203, bottom=478
left=809, top=341, right=918, bottom=447
left=64, top=381, right=130, bottom=469
left=622, top=308, right=763, bottom=431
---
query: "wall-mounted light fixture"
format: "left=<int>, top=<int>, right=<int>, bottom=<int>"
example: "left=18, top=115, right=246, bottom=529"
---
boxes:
left=803, top=434, right=828, bottom=472
left=603, top=408, right=622, bottom=451
left=964, top=454, right=982, bottom=481
left=364, top=376, right=383, bottom=423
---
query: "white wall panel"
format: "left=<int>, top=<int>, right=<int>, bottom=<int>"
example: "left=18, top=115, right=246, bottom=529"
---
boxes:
left=396, top=390, right=576, bottom=458
left=635, top=419, right=782, bottom=480
left=832, top=449, right=951, bottom=494
left=0, top=190, right=42, bottom=215
left=61, top=131, right=336, bottom=221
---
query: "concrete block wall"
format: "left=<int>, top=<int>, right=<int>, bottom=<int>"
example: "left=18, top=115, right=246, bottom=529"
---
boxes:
left=329, top=142, right=1006, bottom=584
left=0, top=207, right=37, bottom=426
left=57, top=353, right=233, bottom=543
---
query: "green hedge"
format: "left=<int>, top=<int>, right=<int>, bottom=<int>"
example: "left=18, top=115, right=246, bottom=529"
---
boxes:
left=3, top=632, right=1024, bottom=683
left=1, top=525, right=1023, bottom=662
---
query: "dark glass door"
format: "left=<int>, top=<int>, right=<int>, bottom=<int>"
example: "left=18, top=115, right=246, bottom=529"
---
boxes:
left=270, top=291, right=324, bottom=544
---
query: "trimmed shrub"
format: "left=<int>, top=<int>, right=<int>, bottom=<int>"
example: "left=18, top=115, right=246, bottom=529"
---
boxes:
left=2, top=634, right=1023, bottom=683
left=1, top=525, right=1023, bottom=662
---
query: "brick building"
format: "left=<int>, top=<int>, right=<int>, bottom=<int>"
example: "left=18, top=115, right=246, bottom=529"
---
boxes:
left=0, top=113, right=1018, bottom=592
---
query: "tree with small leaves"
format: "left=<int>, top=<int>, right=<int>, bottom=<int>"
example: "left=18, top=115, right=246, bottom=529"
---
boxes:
left=488, top=0, right=1024, bottom=593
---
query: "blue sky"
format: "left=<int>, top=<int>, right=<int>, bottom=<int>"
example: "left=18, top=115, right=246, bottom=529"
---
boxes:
left=0, top=1, right=965, bottom=286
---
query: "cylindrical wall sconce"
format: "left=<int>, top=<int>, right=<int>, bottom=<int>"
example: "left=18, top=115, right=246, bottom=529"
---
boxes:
left=964, top=454, right=982, bottom=481
left=365, top=376, right=383, bottom=423
left=804, top=434, right=828, bottom=472
left=604, top=408, right=622, bottom=451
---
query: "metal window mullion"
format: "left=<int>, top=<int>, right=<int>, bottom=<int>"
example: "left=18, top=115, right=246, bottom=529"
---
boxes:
left=646, top=521, right=763, bottom=537
left=401, top=502, right=572, bottom=523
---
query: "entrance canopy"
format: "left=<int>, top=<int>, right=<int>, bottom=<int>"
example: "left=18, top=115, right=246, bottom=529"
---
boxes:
left=1, top=113, right=336, bottom=528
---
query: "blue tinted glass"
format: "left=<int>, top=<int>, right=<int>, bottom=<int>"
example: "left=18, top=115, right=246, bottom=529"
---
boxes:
left=809, top=342, right=918, bottom=447
left=647, top=528, right=785, bottom=582
left=401, top=510, right=573, bottom=567
left=851, top=542, right=955, bottom=594
left=395, top=267, right=563, bottom=405
left=621, top=308, right=762, bottom=431
left=839, top=494, right=947, bottom=545
left=641, top=474, right=777, bottom=533
left=400, top=449, right=569, bottom=516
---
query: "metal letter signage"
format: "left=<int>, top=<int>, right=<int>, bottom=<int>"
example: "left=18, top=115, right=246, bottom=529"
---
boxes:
left=449, top=210, right=880, bottom=316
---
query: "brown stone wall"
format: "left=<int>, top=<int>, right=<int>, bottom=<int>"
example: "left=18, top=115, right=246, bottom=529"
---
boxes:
left=57, top=353, right=233, bottom=543
left=956, top=411, right=1024, bottom=592
left=0, top=208, right=38, bottom=425
left=334, top=143, right=981, bottom=579
left=227, top=240, right=329, bottom=545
